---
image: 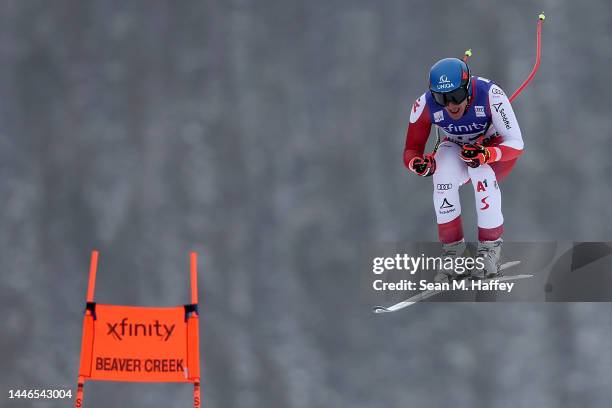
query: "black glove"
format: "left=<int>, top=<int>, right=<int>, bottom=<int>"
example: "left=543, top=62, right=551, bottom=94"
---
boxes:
left=409, top=154, right=436, bottom=177
left=460, top=143, right=493, bottom=168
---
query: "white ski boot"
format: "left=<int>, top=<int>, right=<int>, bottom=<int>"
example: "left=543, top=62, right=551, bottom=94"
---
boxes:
left=434, top=239, right=468, bottom=283
left=471, top=238, right=503, bottom=279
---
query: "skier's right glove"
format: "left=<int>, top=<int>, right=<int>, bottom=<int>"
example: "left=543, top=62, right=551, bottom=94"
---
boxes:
left=408, top=154, right=436, bottom=177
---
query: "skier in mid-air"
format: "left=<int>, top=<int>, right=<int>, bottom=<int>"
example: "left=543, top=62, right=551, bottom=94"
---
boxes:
left=404, top=57, right=524, bottom=281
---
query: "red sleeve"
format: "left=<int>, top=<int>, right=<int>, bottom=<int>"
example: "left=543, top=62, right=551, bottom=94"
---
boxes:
left=495, top=145, right=522, bottom=161
left=486, top=138, right=523, bottom=163
left=403, top=97, right=432, bottom=168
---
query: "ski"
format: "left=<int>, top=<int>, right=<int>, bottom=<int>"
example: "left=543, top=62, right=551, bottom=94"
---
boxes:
left=372, top=261, right=530, bottom=314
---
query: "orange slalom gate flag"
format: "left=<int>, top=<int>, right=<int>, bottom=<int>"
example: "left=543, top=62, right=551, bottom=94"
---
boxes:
left=75, top=251, right=201, bottom=407
left=79, top=304, right=200, bottom=382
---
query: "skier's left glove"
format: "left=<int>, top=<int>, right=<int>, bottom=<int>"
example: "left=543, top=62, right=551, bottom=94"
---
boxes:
left=460, top=143, right=495, bottom=168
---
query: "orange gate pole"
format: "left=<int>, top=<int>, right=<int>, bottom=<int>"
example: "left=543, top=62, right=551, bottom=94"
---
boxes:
left=76, top=250, right=99, bottom=408
left=190, top=251, right=201, bottom=408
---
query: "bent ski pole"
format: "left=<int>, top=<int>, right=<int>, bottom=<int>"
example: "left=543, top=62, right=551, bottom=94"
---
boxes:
left=509, top=13, right=545, bottom=102
left=471, top=13, right=545, bottom=145
left=432, top=13, right=546, bottom=154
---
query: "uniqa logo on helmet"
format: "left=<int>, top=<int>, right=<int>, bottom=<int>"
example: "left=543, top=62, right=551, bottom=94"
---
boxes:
left=436, top=75, right=455, bottom=90
left=436, top=83, right=456, bottom=90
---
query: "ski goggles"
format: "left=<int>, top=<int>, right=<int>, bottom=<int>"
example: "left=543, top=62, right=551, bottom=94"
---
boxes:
left=431, top=86, right=469, bottom=106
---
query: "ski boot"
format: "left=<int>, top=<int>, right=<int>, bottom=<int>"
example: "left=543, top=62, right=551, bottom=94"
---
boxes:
left=471, top=238, right=503, bottom=280
left=434, top=239, right=468, bottom=283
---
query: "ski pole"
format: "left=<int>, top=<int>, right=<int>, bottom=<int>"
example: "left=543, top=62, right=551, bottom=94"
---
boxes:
left=468, top=12, right=545, bottom=146
left=509, top=13, right=545, bottom=102
left=447, top=13, right=545, bottom=151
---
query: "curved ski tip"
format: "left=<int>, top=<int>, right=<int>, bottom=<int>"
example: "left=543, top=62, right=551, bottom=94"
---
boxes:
left=372, top=306, right=391, bottom=314
left=501, top=260, right=521, bottom=269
